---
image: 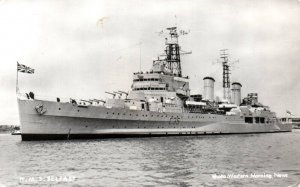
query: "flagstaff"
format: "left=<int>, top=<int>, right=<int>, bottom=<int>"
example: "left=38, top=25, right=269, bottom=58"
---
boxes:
left=16, top=62, right=35, bottom=94
left=16, top=62, right=19, bottom=93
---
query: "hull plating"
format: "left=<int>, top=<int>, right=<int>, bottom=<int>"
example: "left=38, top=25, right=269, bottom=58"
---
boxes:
left=18, top=99, right=292, bottom=141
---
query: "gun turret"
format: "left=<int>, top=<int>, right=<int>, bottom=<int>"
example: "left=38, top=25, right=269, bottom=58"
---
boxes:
left=113, top=91, right=122, bottom=99
left=118, top=91, right=128, bottom=99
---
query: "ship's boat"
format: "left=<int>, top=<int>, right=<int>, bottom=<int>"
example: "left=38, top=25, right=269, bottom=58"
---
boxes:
left=17, top=27, right=292, bottom=140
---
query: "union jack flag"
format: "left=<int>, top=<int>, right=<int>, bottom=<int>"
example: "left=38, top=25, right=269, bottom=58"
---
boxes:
left=17, top=62, right=34, bottom=74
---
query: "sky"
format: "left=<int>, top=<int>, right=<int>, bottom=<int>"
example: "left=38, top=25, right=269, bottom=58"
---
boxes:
left=0, top=0, right=300, bottom=124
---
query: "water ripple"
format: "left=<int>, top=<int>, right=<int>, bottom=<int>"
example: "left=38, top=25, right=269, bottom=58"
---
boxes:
left=0, top=130, right=299, bottom=186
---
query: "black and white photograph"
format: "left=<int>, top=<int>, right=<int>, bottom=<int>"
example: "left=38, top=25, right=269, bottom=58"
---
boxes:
left=0, top=0, right=300, bottom=186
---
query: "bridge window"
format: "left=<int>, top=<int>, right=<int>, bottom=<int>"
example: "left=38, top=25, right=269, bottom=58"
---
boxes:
left=260, top=117, right=265, bottom=123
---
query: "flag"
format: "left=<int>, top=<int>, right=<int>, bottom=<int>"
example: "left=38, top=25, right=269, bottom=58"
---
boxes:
left=286, top=110, right=292, bottom=115
left=17, top=62, right=34, bottom=74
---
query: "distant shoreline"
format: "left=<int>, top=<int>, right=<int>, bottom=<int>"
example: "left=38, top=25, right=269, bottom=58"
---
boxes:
left=0, top=125, right=20, bottom=133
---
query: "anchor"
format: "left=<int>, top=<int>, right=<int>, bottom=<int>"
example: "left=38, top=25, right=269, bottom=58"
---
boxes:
left=35, top=104, right=47, bottom=115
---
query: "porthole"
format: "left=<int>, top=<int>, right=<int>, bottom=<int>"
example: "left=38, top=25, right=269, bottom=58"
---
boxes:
left=78, top=110, right=80, bottom=112
left=58, top=108, right=61, bottom=110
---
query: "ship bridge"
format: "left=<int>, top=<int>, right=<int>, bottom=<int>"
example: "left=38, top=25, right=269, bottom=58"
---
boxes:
left=132, top=71, right=189, bottom=93
left=131, top=27, right=190, bottom=94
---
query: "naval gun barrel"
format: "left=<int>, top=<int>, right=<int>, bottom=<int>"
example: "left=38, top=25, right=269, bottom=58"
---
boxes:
left=113, top=91, right=122, bottom=99
left=80, top=99, right=93, bottom=104
left=118, top=91, right=128, bottom=95
left=105, top=91, right=116, bottom=98
left=118, top=91, right=128, bottom=99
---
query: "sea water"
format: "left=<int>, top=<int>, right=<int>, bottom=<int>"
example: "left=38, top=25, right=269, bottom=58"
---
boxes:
left=0, top=130, right=300, bottom=186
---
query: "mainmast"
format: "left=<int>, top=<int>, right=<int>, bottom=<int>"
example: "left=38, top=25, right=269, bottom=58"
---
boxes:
left=220, top=49, right=231, bottom=101
left=165, top=27, right=182, bottom=77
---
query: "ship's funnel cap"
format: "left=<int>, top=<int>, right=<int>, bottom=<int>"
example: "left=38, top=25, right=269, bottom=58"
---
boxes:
left=232, top=82, right=242, bottom=87
left=203, top=76, right=215, bottom=82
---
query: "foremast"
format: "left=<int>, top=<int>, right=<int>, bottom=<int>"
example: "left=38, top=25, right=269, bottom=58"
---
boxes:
left=152, top=27, right=191, bottom=77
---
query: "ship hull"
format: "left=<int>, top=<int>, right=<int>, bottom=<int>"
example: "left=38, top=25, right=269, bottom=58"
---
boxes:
left=18, top=99, right=292, bottom=141
left=21, top=131, right=292, bottom=141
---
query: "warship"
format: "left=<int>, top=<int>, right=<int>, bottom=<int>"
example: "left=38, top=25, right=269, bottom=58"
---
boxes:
left=17, top=27, right=292, bottom=141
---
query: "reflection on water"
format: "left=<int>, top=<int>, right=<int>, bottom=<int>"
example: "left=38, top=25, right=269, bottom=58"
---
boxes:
left=0, top=130, right=300, bottom=186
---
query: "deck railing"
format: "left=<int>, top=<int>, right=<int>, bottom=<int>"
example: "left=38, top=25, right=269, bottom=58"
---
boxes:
left=17, top=92, right=105, bottom=106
